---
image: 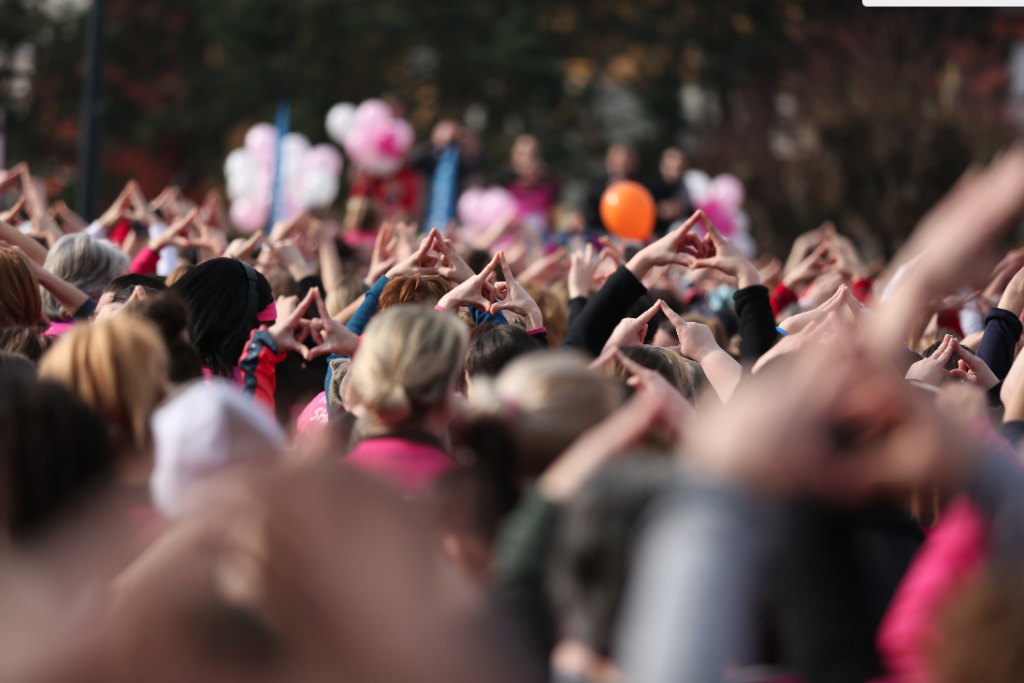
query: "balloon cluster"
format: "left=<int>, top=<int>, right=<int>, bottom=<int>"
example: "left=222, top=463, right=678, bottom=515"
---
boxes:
left=224, top=123, right=343, bottom=232
left=325, top=99, right=415, bottom=178
left=683, top=171, right=755, bottom=257
left=456, top=186, right=518, bottom=238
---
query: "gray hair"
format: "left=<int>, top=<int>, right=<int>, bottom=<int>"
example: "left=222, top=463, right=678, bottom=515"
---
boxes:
left=42, top=233, right=130, bottom=319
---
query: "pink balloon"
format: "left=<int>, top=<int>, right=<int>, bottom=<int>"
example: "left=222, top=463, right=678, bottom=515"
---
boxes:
left=304, top=144, right=344, bottom=175
left=709, top=173, right=745, bottom=208
left=244, top=123, right=278, bottom=165
left=696, top=199, right=735, bottom=237
left=230, top=198, right=269, bottom=233
left=457, top=188, right=486, bottom=228
left=384, top=119, right=415, bottom=158
left=459, top=186, right=517, bottom=229
left=355, top=98, right=392, bottom=125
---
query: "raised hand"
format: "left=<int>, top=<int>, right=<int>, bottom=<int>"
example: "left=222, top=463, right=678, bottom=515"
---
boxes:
left=614, top=350, right=695, bottom=441
left=436, top=252, right=500, bottom=312
left=268, top=210, right=309, bottom=245
left=490, top=251, right=544, bottom=329
left=149, top=208, right=198, bottom=251
left=780, top=283, right=855, bottom=335
left=307, top=287, right=360, bottom=359
left=224, top=231, right=263, bottom=263
left=690, top=210, right=760, bottom=289
left=0, top=196, right=25, bottom=224
left=946, top=338, right=999, bottom=390
left=98, top=180, right=137, bottom=232
left=567, top=244, right=601, bottom=301
left=385, top=230, right=441, bottom=279
left=782, top=241, right=830, bottom=289
left=626, top=210, right=704, bottom=280
left=126, top=183, right=161, bottom=227
left=425, top=228, right=474, bottom=284
left=266, top=289, right=316, bottom=360
left=517, top=246, right=568, bottom=284
left=905, top=334, right=956, bottom=386
left=659, top=301, right=723, bottom=363
left=599, top=299, right=662, bottom=359
left=366, top=222, right=399, bottom=284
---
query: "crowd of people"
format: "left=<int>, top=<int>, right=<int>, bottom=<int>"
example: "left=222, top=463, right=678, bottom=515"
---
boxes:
left=4, top=132, right=1024, bottom=683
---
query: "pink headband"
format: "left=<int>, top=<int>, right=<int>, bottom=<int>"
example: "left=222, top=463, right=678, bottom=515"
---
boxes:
left=257, top=301, right=278, bottom=322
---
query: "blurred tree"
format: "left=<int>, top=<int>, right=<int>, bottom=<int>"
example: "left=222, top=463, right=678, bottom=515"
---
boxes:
left=0, top=0, right=1015, bottom=257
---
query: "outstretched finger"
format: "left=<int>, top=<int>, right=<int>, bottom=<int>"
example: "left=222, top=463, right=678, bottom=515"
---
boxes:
left=635, top=299, right=663, bottom=327
left=659, top=300, right=685, bottom=327
left=497, top=250, right=517, bottom=285
left=698, top=209, right=724, bottom=241
left=933, top=335, right=956, bottom=366
left=289, top=288, right=318, bottom=323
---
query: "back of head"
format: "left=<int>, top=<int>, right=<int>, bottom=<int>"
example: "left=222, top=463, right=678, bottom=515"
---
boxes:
left=0, top=373, right=115, bottom=542
left=39, top=315, right=169, bottom=455
left=126, top=290, right=204, bottom=383
left=0, top=349, right=36, bottom=378
left=464, top=325, right=541, bottom=380
left=488, top=351, right=625, bottom=476
left=0, top=247, right=44, bottom=329
left=326, top=276, right=370, bottom=317
left=524, top=283, right=569, bottom=348
left=651, top=347, right=711, bottom=406
left=103, top=273, right=167, bottom=304
left=0, top=325, right=53, bottom=363
left=603, top=346, right=684, bottom=394
left=549, top=459, right=676, bottom=656
left=350, top=305, right=469, bottom=426
left=378, top=275, right=454, bottom=312
left=171, top=258, right=274, bottom=376
left=42, top=233, right=129, bottom=319
left=150, top=380, right=284, bottom=520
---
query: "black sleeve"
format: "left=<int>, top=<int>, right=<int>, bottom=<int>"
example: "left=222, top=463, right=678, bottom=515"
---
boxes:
left=733, top=285, right=778, bottom=366
left=529, top=330, right=549, bottom=349
left=492, top=489, right=561, bottom=664
left=977, top=307, right=1023, bottom=381
left=1000, top=420, right=1024, bottom=449
left=562, top=265, right=647, bottom=358
left=72, top=297, right=98, bottom=320
left=567, top=296, right=589, bottom=327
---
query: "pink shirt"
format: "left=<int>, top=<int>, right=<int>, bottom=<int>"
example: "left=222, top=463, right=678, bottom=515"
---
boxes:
left=343, top=436, right=453, bottom=494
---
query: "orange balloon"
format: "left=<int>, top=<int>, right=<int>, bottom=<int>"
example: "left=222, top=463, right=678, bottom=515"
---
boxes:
left=599, top=180, right=656, bottom=241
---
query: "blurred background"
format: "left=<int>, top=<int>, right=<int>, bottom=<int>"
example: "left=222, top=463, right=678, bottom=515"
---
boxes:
left=0, top=0, right=1020, bottom=257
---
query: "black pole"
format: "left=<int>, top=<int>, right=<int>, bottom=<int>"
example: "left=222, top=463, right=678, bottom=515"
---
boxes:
left=77, top=0, right=105, bottom=220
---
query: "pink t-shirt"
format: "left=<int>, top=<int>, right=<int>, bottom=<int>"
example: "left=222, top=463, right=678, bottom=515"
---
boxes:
left=343, top=436, right=453, bottom=494
left=294, top=391, right=330, bottom=449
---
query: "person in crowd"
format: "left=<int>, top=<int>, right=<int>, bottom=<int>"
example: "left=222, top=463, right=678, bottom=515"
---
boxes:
left=41, top=232, right=129, bottom=321
left=410, top=118, right=484, bottom=232
left=6, top=138, right=1024, bottom=683
left=497, top=134, right=562, bottom=238
left=585, top=143, right=639, bottom=231
left=38, top=315, right=169, bottom=488
left=645, top=147, right=693, bottom=236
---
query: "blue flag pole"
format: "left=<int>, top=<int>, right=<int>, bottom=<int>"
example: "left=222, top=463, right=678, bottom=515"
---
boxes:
left=266, top=99, right=291, bottom=234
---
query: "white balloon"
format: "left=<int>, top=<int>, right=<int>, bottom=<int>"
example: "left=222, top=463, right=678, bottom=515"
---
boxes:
left=301, top=171, right=340, bottom=208
left=224, top=148, right=259, bottom=201
left=325, top=102, right=358, bottom=145
left=683, top=169, right=713, bottom=206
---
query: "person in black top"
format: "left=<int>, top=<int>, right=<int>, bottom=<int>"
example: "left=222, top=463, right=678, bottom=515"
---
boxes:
left=646, top=147, right=693, bottom=237
left=584, top=144, right=639, bottom=232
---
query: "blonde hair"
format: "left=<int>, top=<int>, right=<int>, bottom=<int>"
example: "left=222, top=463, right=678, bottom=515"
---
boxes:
left=651, top=347, right=712, bottom=406
left=350, top=305, right=468, bottom=426
left=524, top=283, right=569, bottom=349
left=479, top=352, right=625, bottom=476
left=39, top=316, right=169, bottom=454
